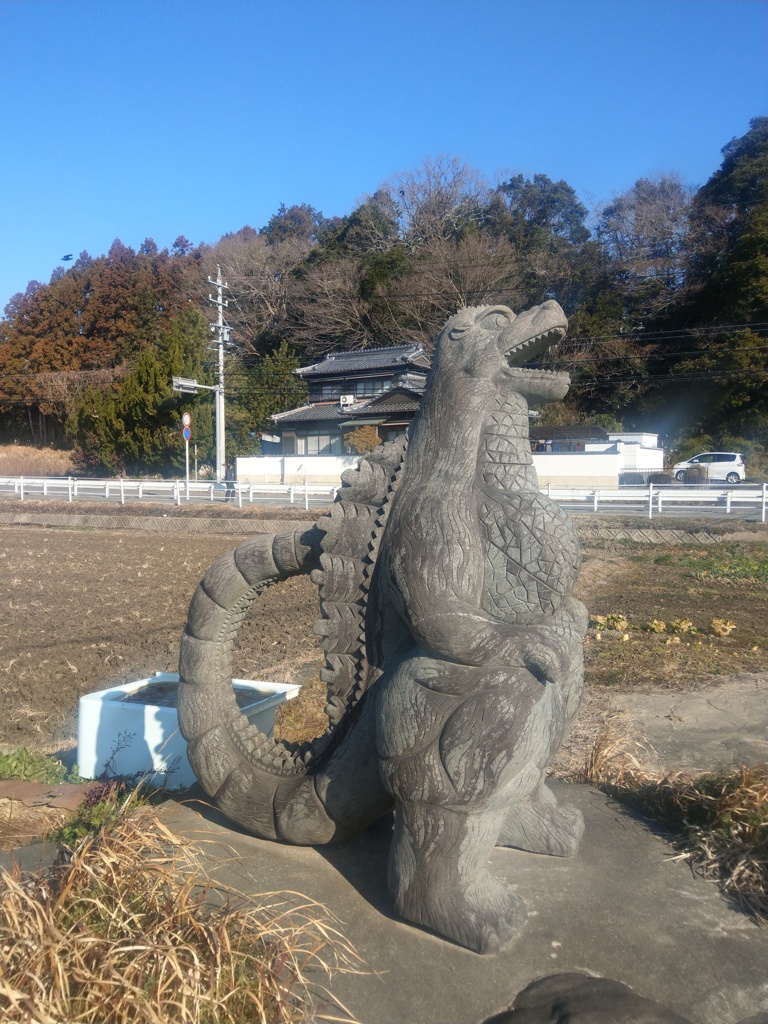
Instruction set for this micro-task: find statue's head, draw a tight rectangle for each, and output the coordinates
[433,300,570,403]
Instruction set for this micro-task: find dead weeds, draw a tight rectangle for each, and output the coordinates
[0,807,362,1024]
[578,729,768,922]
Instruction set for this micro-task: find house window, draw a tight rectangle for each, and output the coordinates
[282,432,297,455]
[354,378,388,397]
[306,433,342,455]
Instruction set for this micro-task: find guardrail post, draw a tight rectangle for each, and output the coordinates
[68,477,73,502]
[105,482,109,499]
[209,484,214,501]
[725,490,732,514]
[762,482,767,524]
[238,483,243,508]
[304,481,309,510]
[592,490,599,513]
[249,485,254,503]
[657,488,663,517]
[120,477,125,505]
[174,481,181,506]
[43,479,48,497]
[648,482,654,520]
[19,476,24,501]
[289,486,295,504]
[185,479,190,502]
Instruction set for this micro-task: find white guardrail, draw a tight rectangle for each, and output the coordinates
[0,477,766,521]
[0,476,339,510]
[541,482,767,522]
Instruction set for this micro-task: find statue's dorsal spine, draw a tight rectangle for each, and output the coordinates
[311,437,407,726]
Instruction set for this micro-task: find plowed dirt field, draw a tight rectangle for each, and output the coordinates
[1,507,767,769]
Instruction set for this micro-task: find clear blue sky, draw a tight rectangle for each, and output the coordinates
[0,0,765,314]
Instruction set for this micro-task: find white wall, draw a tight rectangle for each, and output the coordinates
[620,445,665,472]
[237,455,359,485]
[584,441,665,473]
[239,452,628,487]
[532,453,623,487]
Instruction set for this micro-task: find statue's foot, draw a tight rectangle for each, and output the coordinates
[393,873,526,954]
[497,797,584,857]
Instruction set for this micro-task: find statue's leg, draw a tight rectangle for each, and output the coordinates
[496,763,584,856]
[376,653,545,953]
[497,601,587,856]
[388,796,525,954]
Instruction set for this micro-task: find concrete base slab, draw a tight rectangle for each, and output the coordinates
[160,784,767,1024]
[613,675,767,772]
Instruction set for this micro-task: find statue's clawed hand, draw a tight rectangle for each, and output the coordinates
[494,628,570,685]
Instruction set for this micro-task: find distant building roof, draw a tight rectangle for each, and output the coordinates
[272,402,348,424]
[354,381,426,414]
[295,344,429,378]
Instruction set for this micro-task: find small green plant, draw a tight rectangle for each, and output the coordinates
[711,618,737,636]
[590,613,628,631]
[645,619,667,633]
[48,780,126,848]
[669,618,694,634]
[605,613,629,631]
[0,746,82,784]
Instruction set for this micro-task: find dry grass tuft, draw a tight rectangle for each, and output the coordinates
[579,730,768,922]
[0,808,362,1024]
[274,676,330,745]
[0,445,77,477]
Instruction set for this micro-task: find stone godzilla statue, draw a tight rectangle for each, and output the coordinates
[178,300,588,954]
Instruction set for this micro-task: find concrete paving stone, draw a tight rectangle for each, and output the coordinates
[0,840,60,874]
[158,783,767,1024]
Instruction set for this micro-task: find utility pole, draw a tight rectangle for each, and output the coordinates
[207,265,232,485]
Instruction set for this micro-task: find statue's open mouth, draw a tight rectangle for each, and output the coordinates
[505,326,567,368]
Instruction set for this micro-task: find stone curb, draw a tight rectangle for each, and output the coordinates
[1,511,764,546]
[577,526,725,545]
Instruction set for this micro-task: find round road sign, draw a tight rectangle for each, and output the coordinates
[182,426,192,441]
[181,412,192,427]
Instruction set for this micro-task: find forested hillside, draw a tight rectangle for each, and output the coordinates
[1,117,765,475]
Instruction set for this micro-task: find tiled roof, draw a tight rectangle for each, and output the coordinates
[362,395,421,413]
[295,344,429,377]
[271,403,348,424]
[273,372,428,426]
[390,373,428,393]
[355,382,425,413]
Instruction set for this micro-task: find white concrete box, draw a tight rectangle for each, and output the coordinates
[77,672,301,788]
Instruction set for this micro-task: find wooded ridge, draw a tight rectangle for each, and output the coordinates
[1,118,765,476]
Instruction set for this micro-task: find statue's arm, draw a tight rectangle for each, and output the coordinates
[402,597,571,683]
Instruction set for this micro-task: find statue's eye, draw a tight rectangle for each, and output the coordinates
[448,328,466,340]
[479,310,512,330]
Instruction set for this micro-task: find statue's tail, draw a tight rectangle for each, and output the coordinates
[177,530,390,844]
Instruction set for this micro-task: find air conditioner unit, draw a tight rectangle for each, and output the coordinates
[339,395,356,407]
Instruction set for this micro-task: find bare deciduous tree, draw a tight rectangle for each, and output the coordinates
[380,232,525,347]
[202,235,314,354]
[598,173,693,317]
[385,156,491,249]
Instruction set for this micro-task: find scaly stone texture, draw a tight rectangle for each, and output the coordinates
[178,301,588,953]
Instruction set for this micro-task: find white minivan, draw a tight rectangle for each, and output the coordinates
[672,452,746,484]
